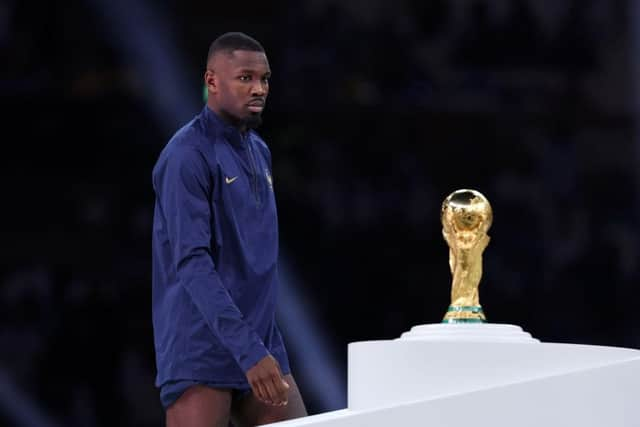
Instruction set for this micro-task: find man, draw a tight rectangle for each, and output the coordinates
[151,32,307,426]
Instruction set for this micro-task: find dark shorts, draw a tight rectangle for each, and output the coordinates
[160,380,252,409]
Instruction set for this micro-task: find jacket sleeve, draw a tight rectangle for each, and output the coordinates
[153,144,269,373]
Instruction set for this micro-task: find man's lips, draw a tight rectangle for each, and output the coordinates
[247,99,265,112]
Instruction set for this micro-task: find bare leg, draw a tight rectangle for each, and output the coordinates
[166,385,232,427]
[231,374,307,426]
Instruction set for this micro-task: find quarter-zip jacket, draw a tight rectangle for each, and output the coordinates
[151,105,289,388]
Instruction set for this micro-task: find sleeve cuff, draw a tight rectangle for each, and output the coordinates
[237,338,270,373]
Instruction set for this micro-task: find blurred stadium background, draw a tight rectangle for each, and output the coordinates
[2,0,640,425]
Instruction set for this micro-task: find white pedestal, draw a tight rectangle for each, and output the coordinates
[264,324,640,426]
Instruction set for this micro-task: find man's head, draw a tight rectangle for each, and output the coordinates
[204,32,270,131]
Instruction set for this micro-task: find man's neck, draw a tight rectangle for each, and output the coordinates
[207,103,247,134]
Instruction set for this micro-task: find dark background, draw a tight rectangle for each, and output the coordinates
[2,0,640,426]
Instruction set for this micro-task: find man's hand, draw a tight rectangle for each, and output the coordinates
[246,354,290,406]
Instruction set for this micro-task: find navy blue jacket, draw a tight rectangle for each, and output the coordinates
[151,105,289,388]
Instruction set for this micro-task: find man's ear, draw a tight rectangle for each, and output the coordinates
[204,69,217,94]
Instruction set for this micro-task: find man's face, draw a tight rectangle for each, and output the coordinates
[206,50,271,129]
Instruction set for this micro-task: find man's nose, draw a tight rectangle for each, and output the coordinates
[251,81,267,96]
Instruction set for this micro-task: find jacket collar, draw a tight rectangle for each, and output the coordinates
[202,105,247,147]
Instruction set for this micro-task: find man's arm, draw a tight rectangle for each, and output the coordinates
[154,145,288,405]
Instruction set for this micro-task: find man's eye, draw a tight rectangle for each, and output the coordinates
[262,77,270,84]
[239,75,251,81]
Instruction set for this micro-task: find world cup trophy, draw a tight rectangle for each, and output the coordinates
[441,189,492,323]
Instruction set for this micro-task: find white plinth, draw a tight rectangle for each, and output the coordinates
[399,323,539,343]
[264,323,640,426]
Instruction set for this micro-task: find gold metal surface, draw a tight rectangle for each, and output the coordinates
[441,189,492,323]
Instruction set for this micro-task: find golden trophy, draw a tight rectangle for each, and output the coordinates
[441,189,492,323]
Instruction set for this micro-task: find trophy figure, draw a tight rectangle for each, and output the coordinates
[441,189,492,323]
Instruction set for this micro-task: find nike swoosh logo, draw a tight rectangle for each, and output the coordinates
[225,176,238,184]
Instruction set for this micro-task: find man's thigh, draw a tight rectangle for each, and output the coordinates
[166,385,232,427]
[231,374,307,427]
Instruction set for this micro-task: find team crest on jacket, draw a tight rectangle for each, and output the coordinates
[265,169,273,191]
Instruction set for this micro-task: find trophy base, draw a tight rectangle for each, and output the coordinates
[442,305,486,323]
[398,323,538,342]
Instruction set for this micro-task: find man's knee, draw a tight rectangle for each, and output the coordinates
[282,374,308,419]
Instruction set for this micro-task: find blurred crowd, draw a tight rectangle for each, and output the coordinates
[1,0,639,426]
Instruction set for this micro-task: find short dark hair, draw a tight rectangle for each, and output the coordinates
[207,32,264,64]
